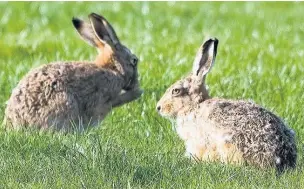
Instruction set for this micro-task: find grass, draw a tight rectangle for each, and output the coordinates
[0,1,304,188]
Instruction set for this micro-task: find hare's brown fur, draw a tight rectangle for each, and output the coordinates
[157,38,297,172]
[5,13,142,131]
[5,62,124,130]
[207,99,296,169]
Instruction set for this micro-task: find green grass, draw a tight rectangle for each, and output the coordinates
[0,2,304,188]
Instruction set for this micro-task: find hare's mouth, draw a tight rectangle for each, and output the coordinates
[156,105,178,119]
[158,111,178,120]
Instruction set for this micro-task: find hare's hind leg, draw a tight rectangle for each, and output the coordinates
[217,142,244,165]
[184,140,220,162]
[42,92,81,131]
[184,139,244,165]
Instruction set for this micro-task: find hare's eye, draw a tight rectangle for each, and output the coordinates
[130,56,138,66]
[172,88,181,96]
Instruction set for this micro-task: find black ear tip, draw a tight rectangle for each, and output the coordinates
[213,38,219,46]
[206,37,218,44]
[203,37,219,49]
[89,12,101,20]
[72,17,82,29]
[212,38,219,51]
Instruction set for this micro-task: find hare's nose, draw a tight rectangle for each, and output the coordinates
[156,105,161,111]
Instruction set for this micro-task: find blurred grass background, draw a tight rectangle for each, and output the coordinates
[0,2,304,188]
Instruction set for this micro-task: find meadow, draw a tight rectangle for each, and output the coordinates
[0,2,304,188]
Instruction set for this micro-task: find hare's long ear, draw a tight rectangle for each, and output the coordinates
[72,17,104,48]
[89,13,120,47]
[192,38,218,84]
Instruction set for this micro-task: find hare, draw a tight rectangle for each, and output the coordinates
[156,38,297,172]
[4,13,142,131]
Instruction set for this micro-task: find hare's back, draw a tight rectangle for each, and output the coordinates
[8,61,106,102]
[9,61,116,99]
[204,99,287,132]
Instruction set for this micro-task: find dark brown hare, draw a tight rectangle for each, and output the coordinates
[5,13,142,131]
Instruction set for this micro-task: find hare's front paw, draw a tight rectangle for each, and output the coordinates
[132,88,143,99]
[112,88,143,107]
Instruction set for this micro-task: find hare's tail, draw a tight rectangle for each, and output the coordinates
[275,133,297,174]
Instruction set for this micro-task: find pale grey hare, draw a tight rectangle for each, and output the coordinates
[157,38,297,172]
[4,13,142,131]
